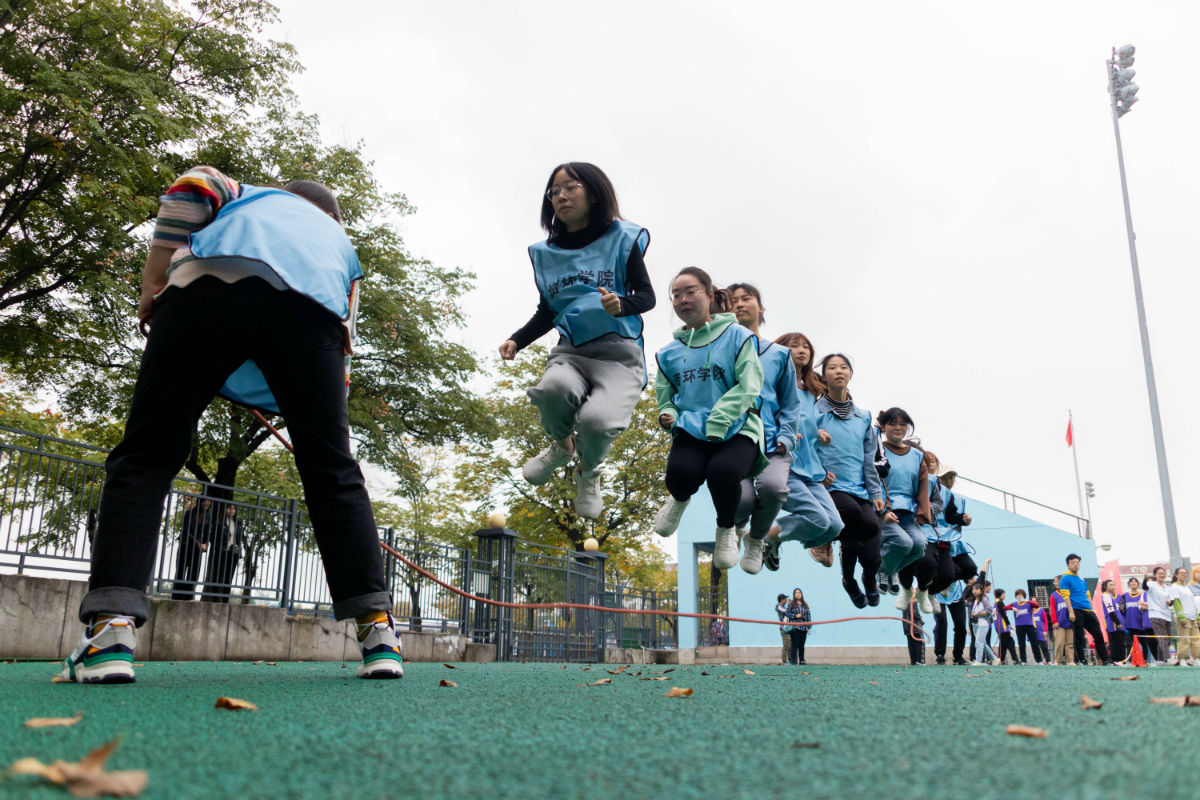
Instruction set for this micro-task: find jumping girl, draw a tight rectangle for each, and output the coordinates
[727,284,800,574]
[933,466,976,586]
[921,450,957,597]
[653,267,765,570]
[500,163,654,519]
[815,354,884,608]
[762,332,843,573]
[875,408,935,613]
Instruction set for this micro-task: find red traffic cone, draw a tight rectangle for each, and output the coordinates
[1130,638,1145,667]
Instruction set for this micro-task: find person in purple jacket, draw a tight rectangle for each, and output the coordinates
[992,589,1019,664]
[1050,575,1074,665]
[1121,576,1155,664]
[1100,579,1127,663]
[1007,589,1043,664]
[1032,604,1051,664]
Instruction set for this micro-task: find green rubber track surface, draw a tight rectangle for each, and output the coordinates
[3,661,1198,799]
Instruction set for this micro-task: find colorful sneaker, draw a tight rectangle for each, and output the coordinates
[763,537,782,572]
[522,441,573,485]
[573,468,603,519]
[740,535,766,575]
[356,613,404,679]
[57,615,137,684]
[713,526,740,570]
[653,497,690,537]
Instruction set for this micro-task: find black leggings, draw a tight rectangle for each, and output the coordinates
[1107,629,1126,663]
[665,431,760,528]
[1073,609,1111,664]
[951,552,978,583]
[830,491,882,592]
[899,542,939,591]
[997,632,1019,664]
[787,629,808,664]
[926,543,957,595]
[1015,624,1042,663]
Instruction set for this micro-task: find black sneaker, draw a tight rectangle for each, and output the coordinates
[843,578,867,609]
[763,537,781,572]
[935,657,947,665]
[952,657,970,666]
[865,590,880,607]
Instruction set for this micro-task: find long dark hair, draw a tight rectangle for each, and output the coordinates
[540,162,621,240]
[774,332,826,398]
[789,588,808,612]
[819,352,854,376]
[672,266,731,314]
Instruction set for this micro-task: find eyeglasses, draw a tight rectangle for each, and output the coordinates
[546,182,584,200]
[670,287,705,302]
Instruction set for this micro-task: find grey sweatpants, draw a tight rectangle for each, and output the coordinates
[526,337,645,471]
[735,451,792,539]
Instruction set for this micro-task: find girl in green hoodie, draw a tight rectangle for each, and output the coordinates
[652,267,766,570]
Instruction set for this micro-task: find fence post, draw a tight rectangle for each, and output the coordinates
[279,498,298,613]
[384,528,396,599]
[475,526,517,661]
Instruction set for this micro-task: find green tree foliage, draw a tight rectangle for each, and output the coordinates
[451,349,674,586]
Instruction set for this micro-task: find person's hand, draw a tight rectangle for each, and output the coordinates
[822,472,835,488]
[498,340,518,360]
[599,287,622,316]
[962,513,973,525]
[1068,612,1075,622]
[658,413,675,431]
[884,511,899,524]
[199,543,208,552]
[817,429,831,445]
[984,557,992,570]
[775,442,787,454]
[872,498,885,513]
[137,282,164,336]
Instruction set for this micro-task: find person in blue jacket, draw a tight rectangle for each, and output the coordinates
[761,332,844,573]
[726,284,801,574]
[500,163,654,519]
[814,354,884,608]
[875,408,935,613]
[58,166,400,684]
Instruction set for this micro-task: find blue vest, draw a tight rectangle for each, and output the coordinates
[936,581,964,604]
[189,184,362,413]
[756,342,797,453]
[1012,600,1035,627]
[528,220,649,348]
[816,404,874,500]
[655,322,757,442]
[1033,608,1047,640]
[882,445,923,513]
[791,389,823,481]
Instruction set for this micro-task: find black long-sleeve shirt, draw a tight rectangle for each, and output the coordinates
[509,222,655,350]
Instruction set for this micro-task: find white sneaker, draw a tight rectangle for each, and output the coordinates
[740,536,766,574]
[573,468,603,518]
[1167,657,1180,666]
[653,496,690,537]
[930,595,943,613]
[894,587,913,611]
[522,441,573,485]
[58,615,137,684]
[713,526,740,569]
[992,658,1002,666]
[916,589,933,614]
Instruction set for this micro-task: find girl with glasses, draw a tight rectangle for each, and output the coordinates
[499,163,654,518]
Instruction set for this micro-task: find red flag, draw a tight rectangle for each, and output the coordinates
[1065,419,1073,447]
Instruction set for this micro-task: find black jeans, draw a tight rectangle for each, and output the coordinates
[170,539,204,600]
[997,632,1019,664]
[665,431,760,528]
[787,629,808,664]
[204,548,239,604]
[902,604,925,664]
[934,599,967,662]
[830,491,882,592]
[1107,629,1126,663]
[80,277,390,625]
[926,543,957,595]
[1015,624,1042,663]
[1072,609,1111,664]
[951,553,978,583]
[898,541,938,591]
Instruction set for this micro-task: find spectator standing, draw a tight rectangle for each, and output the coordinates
[171,496,212,600]
[1007,589,1042,664]
[775,593,789,664]
[1167,567,1198,666]
[1144,567,1173,664]
[1060,553,1112,666]
[1120,576,1154,665]
[204,503,243,603]
[1100,580,1126,663]
[784,588,811,665]
[1050,575,1074,665]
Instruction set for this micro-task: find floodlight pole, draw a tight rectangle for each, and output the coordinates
[1106,47,1183,571]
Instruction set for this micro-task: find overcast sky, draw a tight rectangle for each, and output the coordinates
[269,0,1197,565]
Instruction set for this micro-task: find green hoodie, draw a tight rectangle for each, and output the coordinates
[655,312,768,474]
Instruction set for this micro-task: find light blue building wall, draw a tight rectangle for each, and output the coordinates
[675,486,1097,649]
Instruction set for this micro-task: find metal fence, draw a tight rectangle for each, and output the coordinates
[604,585,678,650]
[509,541,607,663]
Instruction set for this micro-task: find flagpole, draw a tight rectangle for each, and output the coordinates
[1068,410,1089,539]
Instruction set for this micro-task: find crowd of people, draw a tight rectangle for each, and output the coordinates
[170,494,245,603]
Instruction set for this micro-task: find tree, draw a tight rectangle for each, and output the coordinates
[450,349,674,578]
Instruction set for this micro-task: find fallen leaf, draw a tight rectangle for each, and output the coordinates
[561,665,567,669]
[640,676,671,681]
[985,669,992,673]
[607,666,630,675]
[253,661,264,665]
[265,662,278,667]
[4,738,148,797]
[868,681,879,685]
[700,671,710,676]
[132,663,144,668]
[656,668,675,674]
[718,675,734,678]
[666,687,693,698]
[24,712,83,729]
[789,742,819,749]
[582,668,592,671]
[1005,725,1047,738]
[801,671,810,675]
[439,680,457,688]
[744,669,755,675]
[214,697,257,711]
[1149,696,1200,707]
[1081,695,1103,710]
[341,665,346,669]
[587,678,611,686]
[50,675,71,684]
[1114,675,1139,681]
[443,663,457,669]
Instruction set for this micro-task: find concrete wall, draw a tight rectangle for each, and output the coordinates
[676,486,1098,650]
[0,573,489,663]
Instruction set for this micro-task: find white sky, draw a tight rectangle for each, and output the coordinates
[270,0,1198,565]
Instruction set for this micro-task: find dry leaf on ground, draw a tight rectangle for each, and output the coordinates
[252,661,264,665]
[790,742,819,749]
[214,697,257,711]
[666,687,694,698]
[443,664,456,669]
[743,669,755,675]
[1005,725,1047,738]
[1149,696,1200,707]
[49,675,71,684]
[1081,695,1103,710]
[656,668,675,674]
[607,666,630,675]
[869,680,879,685]
[439,680,457,688]
[1114,675,1139,681]
[265,662,278,667]
[700,671,710,676]
[587,678,611,686]
[4,738,148,797]
[24,712,83,729]
[640,676,670,681]
[132,664,144,668]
